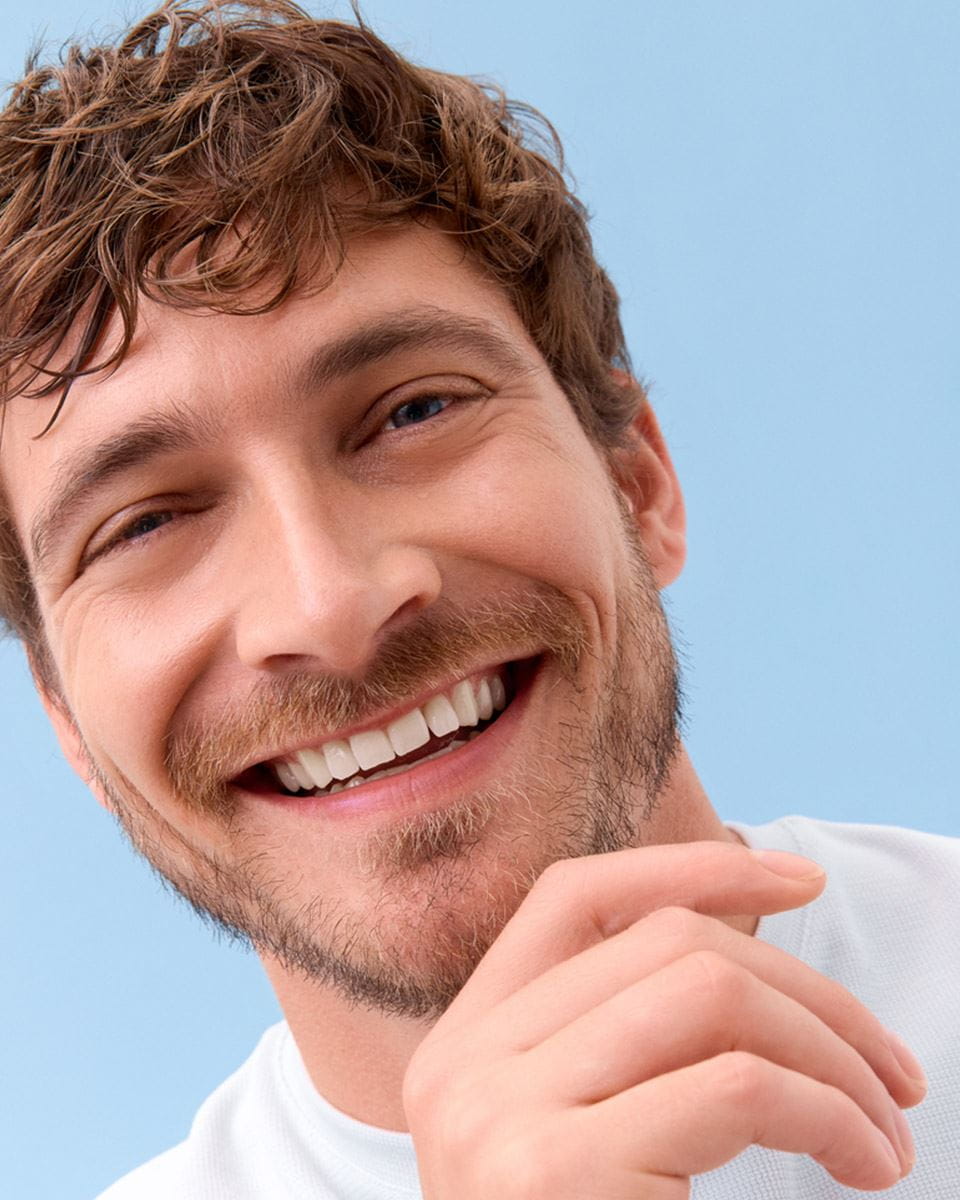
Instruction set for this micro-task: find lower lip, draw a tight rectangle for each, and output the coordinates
[247,658,543,822]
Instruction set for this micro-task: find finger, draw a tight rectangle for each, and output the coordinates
[576,1052,909,1192]
[477,902,921,1108]
[522,951,914,1173]
[478,905,925,1109]
[438,840,825,1028]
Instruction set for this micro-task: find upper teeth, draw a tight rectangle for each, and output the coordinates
[272,670,508,794]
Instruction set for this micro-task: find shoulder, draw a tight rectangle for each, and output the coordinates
[96,1022,291,1200]
[732,814,960,1034]
[95,1144,196,1200]
[733,814,960,911]
[727,817,960,1192]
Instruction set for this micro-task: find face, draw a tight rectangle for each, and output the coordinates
[4,225,682,1018]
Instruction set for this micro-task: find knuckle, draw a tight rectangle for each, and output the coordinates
[414,1077,502,1167]
[803,1084,879,1176]
[645,903,711,949]
[529,858,601,934]
[444,1094,568,1196]
[814,1081,861,1138]
[401,1063,433,1120]
[402,1041,450,1118]
[405,1047,526,1169]
[483,1128,564,1198]
[532,857,578,898]
[708,1050,771,1108]
[816,975,886,1052]
[683,948,751,1008]
[443,1093,495,1160]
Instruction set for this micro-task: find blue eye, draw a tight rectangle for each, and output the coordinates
[384,395,450,430]
[120,511,174,542]
[80,508,178,571]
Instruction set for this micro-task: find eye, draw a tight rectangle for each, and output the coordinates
[119,511,175,543]
[382,393,452,431]
[81,508,177,569]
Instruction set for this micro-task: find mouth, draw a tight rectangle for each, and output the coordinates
[233,658,535,803]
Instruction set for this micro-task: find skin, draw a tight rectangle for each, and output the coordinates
[3,224,926,1194]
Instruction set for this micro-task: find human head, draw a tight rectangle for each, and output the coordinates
[0,1,690,1019]
[0,0,643,684]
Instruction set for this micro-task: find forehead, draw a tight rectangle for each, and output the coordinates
[1,225,540,545]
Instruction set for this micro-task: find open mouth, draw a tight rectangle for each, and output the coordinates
[235,659,533,801]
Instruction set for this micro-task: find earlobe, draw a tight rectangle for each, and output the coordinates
[609,386,687,588]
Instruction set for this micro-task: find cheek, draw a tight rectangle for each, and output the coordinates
[419,425,626,615]
[41,418,628,781]
[47,584,207,788]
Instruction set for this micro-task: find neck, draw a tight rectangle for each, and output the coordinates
[261,745,745,1130]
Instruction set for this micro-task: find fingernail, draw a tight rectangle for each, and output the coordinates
[750,849,825,881]
[887,1029,928,1088]
[892,1104,916,1170]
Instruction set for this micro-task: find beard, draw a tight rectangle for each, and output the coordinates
[91,523,681,1021]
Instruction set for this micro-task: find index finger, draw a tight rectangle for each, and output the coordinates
[440,839,825,1028]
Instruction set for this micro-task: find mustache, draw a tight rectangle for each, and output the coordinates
[165,587,588,819]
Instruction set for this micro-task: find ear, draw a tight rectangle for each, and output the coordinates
[608,378,686,588]
[29,657,116,814]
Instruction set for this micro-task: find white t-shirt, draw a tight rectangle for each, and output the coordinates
[99,817,960,1198]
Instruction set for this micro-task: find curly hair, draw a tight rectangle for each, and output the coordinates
[0,0,642,663]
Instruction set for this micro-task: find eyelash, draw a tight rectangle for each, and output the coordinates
[381,392,454,431]
[83,505,182,567]
[83,387,478,568]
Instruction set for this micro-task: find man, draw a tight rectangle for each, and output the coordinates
[1,1,956,1196]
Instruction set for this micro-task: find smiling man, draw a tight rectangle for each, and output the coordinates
[2,2,958,1198]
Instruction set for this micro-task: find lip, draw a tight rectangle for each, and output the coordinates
[230,654,529,779]
[241,655,544,822]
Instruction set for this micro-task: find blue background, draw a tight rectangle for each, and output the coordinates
[2,2,957,1195]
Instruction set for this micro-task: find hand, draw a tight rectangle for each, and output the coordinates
[403,841,927,1199]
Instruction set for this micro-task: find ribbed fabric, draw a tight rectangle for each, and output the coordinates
[99,817,960,1198]
[693,817,960,1199]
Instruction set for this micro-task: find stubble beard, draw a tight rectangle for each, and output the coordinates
[93,531,681,1021]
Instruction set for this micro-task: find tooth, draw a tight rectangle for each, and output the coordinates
[387,707,431,756]
[450,679,479,726]
[301,723,488,798]
[298,748,333,789]
[423,693,459,737]
[356,729,482,787]
[288,758,315,791]
[349,729,396,771]
[323,739,360,780]
[490,674,506,711]
[476,678,493,721]
[276,760,304,792]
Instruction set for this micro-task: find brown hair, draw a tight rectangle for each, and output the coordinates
[0,0,642,662]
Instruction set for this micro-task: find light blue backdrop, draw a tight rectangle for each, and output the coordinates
[2,2,957,1196]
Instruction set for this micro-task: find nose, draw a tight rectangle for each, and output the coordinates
[231,478,443,677]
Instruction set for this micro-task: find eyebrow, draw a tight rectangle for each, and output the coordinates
[29,406,220,575]
[28,308,535,576]
[297,307,533,394]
